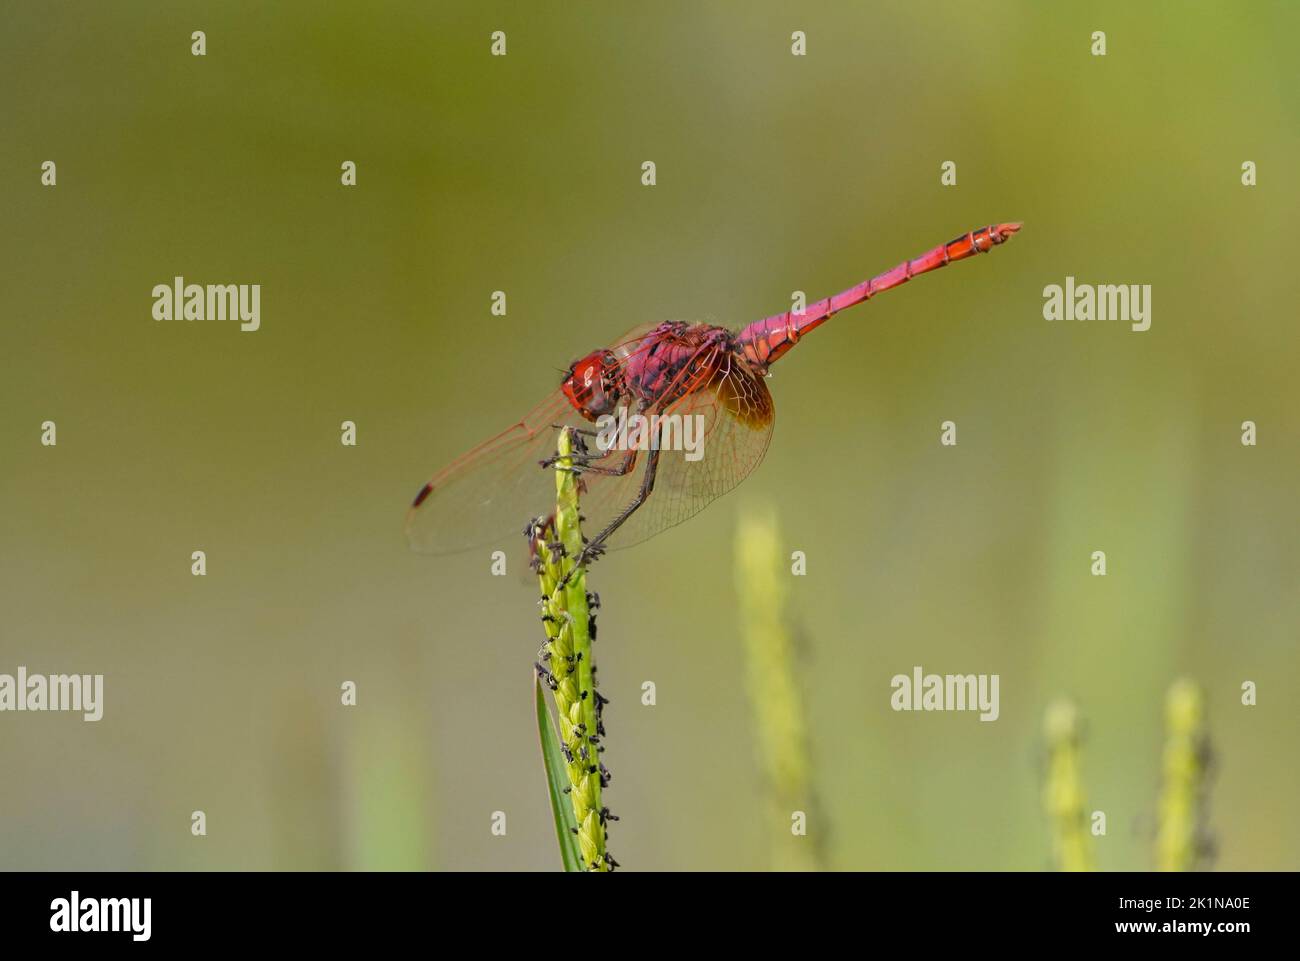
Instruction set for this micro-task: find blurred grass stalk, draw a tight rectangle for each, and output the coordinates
[343,700,435,871]
[533,428,611,871]
[735,505,822,871]
[1042,699,1094,871]
[1155,678,1210,871]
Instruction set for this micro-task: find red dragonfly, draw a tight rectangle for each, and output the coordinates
[407,222,1022,561]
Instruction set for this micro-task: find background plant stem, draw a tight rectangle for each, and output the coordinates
[736,505,822,870]
[1155,679,1210,871]
[1043,699,1094,871]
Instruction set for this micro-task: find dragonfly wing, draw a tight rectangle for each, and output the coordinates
[405,322,679,556]
[404,389,585,554]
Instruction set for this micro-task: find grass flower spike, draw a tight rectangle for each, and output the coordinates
[1042,699,1094,871]
[1155,678,1211,871]
[530,428,612,872]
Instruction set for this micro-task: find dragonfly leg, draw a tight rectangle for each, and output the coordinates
[550,424,603,439]
[558,448,660,587]
[540,448,638,477]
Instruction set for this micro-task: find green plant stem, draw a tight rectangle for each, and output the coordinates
[533,428,609,871]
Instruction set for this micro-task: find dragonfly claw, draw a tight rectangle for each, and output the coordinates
[555,542,606,590]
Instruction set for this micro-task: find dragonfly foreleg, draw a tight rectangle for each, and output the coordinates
[540,448,638,478]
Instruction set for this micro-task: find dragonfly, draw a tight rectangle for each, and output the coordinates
[407,222,1022,563]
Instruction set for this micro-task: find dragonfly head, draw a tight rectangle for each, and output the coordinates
[562,350,621,421]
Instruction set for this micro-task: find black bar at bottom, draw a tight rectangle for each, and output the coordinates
[0,870,1283,946]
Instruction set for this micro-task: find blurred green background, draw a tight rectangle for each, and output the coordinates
[1,1,1296,871]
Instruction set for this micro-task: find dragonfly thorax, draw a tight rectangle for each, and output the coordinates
[561,349,624,421]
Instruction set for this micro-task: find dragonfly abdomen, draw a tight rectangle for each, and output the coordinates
[736,222,1022,369]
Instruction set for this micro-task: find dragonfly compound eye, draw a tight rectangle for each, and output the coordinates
[561,350,619,420]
